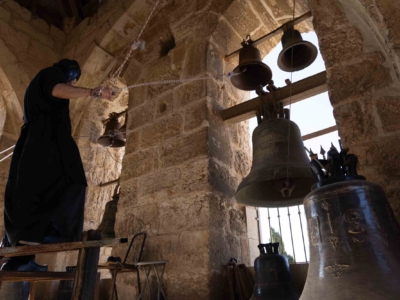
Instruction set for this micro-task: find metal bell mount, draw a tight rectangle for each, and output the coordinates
[277,26,318,72]
[301,144,400,300]
[230,36,273,91]
[251,242,300,300]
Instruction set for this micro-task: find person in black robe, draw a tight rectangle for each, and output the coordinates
[1,59,112,271]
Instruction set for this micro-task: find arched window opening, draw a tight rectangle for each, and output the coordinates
[249,31,339,263]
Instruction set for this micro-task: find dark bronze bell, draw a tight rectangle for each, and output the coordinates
[301,146,400,300]
[231,38,272,91]
[251,242,300,300]
[98,116,126,148]
[97,184,120,239]
[235,118,315,207]
[277,27,318,72]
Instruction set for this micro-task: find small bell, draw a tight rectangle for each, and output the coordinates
[98,113,126,148]
[231,36,273,91]
[251,242,300,300]
[277,27,318,72]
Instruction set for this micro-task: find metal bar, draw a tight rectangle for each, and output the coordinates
[287,207,296,263]
[221,71,327,124]
[267,208,273,243]
[98,178,120,188]
[277,208,283,253]
[225,11,313,61]
[298,206,308,263]
[302,125,338,141]
[102,109,128,123]
[256,208,262,244]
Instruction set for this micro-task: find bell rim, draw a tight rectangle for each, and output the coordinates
[231,62,273,91]
[277,40,318,72]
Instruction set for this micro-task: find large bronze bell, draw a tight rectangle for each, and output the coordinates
[277,27,318,72]
[235,118,315,207]
[98,114,126,148]
[251,242,300,300]
[301,146,400,300]
[231,38,272,91]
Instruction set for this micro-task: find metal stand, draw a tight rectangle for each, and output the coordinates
[137,261,168,300]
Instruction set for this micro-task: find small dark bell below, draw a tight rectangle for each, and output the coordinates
[98,118,126,148]
[231,42,272,91]
[277,28,318,72]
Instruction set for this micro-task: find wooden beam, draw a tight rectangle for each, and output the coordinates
[0,238,128,258]
[225,11,312,61]
[220,71,328,124]
[0,271,76,282]
[302,125,338,141]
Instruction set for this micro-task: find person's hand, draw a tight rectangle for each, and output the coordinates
[90,87,113,100]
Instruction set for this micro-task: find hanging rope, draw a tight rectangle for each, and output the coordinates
[285,0,297,182]
[0,151,13,163]
[0,144,15,155]
[102,0,162,88]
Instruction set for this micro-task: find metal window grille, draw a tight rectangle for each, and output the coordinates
[258,205,310,263]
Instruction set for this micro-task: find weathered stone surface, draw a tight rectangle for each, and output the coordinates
[171,41,186,73]
[211,18,242,56]
[30,17,51,35]
[209,159,239,198]
[352,135,400,187]
[261,0,309,19]
[0,6,11,22]
[115,204,159,236]
[120,148,156,180]
[328,52,392,105]
[161,127,208,167]
[146,56,180,99]
[127,100,155,130]
[234,149,251,177]
[333,99,377,144]
[159,194,210,234]
[4,0,31,21]
[125,130,140,155]
[318,25,364,68]
[98,28,129,56]
[209,121,234,166]
[128,80,147,109]
[181,158,209,193]
[207,42,224,78]
[111,12,140,41]
[119,178,139,207]
[167,269,211,299]
[376,96,400,133]
[0,20,30,53]
[184,99,208,131]
[155,91,174,118]
[141,113,183,148]
[121,59,142,86]
[12,18,55,49]
[137,167,181,205]
[245,206,259,241]
[224,0,261,39]
[174,79,207,107]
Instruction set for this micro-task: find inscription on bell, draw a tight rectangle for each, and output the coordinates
[325,262,350,278]
[309,216,321,246]
[344,209,366,234]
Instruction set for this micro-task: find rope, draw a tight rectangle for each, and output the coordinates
[286,0,296,182]
[103,0,162,88]
[0,151,13,163]
[0,144,15,155]
[115,72,241,92]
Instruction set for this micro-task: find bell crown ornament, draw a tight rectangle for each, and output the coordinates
[98,112,126,148]
[277,27,318,72]
[230,36,273,91]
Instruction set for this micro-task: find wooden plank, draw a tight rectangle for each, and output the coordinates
[0,238,128,258]
[302,125,338,141]
[72,232,88,300]
[225,11,313,61]
[81,231,101,300]
[28,281,36,300]
[0,271,76,282]
[220,71,327,124]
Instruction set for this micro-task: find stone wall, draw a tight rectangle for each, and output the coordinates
[308,0,400,222]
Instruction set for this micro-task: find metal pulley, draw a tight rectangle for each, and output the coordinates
[277,27,318,72]
[235,100,315,207]
[230,36,273,91]
[301,147,400,300]
[251,242,300,300]
[98,113,126,148]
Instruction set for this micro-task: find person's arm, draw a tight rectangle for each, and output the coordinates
[52,84,113,100]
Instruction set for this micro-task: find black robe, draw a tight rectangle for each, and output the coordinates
[4,66,87,246]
